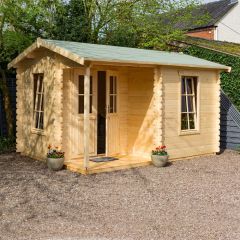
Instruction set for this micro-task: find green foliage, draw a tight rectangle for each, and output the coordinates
[1,30,33,64]
[52,0,207,49]
[184,46,240,110]
[0,136,15,153]
[54,0,91,42]
[0,0,62,67]
[186,37,240,56]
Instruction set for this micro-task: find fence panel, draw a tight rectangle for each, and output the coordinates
[220,90,240,150]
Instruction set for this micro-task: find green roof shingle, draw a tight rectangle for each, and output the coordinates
[44,39,230,71]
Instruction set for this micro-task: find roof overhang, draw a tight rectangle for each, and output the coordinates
[88,58,231,72]
[8,38,85,69]
[8,38,231,73]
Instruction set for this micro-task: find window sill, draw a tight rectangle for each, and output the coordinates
[31,128,45,136]
[179,130,200,136]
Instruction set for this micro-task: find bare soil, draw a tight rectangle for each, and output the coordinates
[0,151,240,240]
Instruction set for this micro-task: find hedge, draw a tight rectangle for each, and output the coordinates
[184,46,240,110]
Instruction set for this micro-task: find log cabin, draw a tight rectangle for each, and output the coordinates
[8,38,231,174]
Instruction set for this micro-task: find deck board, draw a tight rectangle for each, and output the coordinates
[64,155,152,174]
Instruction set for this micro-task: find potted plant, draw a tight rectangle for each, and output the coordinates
[151,145,169,167]
[47,145,65,171]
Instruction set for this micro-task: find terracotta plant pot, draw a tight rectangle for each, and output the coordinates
[151,155,169,167]
[47,157,64,171]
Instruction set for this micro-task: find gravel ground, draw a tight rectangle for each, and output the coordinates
[0,151,240,240]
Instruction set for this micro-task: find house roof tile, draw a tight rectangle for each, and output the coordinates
[177,0,238,30]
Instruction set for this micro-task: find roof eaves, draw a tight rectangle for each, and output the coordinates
[39,39,85,66]
[85,57,231,72]
[8,41,38,69]
[188,25,217,31]
[8,38,85,69]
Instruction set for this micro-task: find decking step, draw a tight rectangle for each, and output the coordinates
[64,158,152,174]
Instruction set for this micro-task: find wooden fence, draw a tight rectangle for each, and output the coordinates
[220,90,240,150]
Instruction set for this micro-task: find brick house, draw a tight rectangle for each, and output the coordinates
[184,0,240,43]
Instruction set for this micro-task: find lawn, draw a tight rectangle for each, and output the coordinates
[0,151,240,240]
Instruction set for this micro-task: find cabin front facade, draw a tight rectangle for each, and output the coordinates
[9,39,230,174]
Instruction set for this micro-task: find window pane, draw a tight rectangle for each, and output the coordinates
[181,113,188,130]
[194,78,197,99]
[186,78,193,94]
[181,78,186,94]
[90,77,93,95]
[181,96,187,112]
[34,77,37,107]
[114,96,117,113]
[189,114,195,129]
[39,112,44,129]
[33,73,44,130]
[79,75,84,94]
[41,95,44,111]
[35,112,39,129]
[188,96,194,112]
[90,96,92,113]
[114,77,117,94]
[79,95,84,114]
[78,76,93,114]
[110,76,114,94]
[36,94,41,111]
[39,77,43,93]
[110,96,114,113]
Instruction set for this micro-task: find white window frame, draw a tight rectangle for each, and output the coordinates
[180,76,199,134]
[32,73,44,132]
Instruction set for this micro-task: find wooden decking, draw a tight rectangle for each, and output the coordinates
[64,155,152,174]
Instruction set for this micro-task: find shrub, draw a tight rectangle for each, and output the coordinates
[184,46,240,111]
[0,136,16,153]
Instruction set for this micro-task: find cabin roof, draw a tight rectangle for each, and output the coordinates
[8,38,231,72]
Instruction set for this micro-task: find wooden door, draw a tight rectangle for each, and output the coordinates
[106,71,120,155]
[71,69,97,158]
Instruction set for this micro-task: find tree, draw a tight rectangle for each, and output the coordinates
[54,0,143,44]
[102,0,209,50]
[54,0,208,50]
[0,0,62,137]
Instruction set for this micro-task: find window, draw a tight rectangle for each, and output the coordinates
[78,75,93,114]
[109,76,117,113]
[181,76,198,131]
[33,74,44,130]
